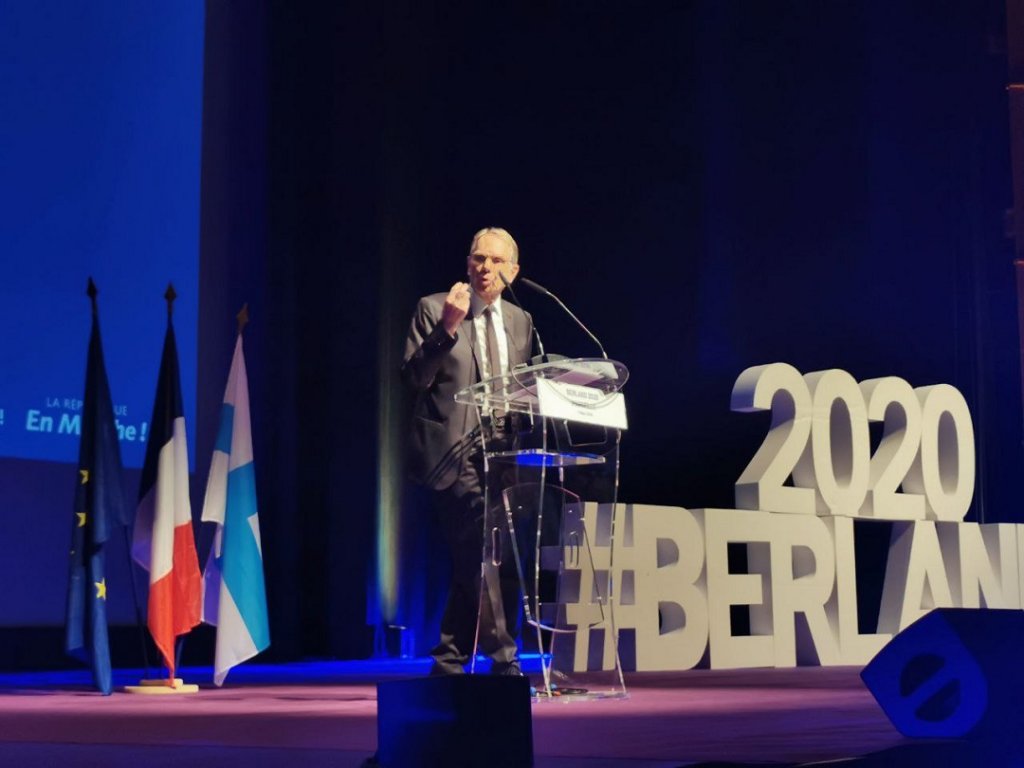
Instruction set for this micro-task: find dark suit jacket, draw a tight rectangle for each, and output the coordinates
[402,292,534,490]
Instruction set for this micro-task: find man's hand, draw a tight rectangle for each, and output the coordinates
[441,282,471,337]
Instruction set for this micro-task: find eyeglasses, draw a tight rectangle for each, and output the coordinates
[470,253,511,267]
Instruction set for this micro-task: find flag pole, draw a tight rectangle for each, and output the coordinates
[187,303,248,680]
[237,303,249,335]
[202,302,270,685]
[124,282,198,694]
[165,285,189,678]
[122,524,153,679]
[100,288,154,678]
[165,282,177,317]
[86,279,153,681]
[66,276,124,695]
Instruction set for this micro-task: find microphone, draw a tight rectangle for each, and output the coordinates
[516,278,608,359]
[499,271,549,363]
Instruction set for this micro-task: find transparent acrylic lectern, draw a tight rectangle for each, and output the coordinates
[454,357,629,700]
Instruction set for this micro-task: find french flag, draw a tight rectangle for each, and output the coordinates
[132,288,202,681]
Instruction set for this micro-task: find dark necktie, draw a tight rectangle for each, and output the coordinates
[484,306,503,379]
[484,306,505,417]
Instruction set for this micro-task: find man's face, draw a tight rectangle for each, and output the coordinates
[467,232,519,303]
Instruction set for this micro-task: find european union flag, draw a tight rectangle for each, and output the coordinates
[65,279,129,695]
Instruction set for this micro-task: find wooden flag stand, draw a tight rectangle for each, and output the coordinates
[123,678,199,695]
[122,635,198,694]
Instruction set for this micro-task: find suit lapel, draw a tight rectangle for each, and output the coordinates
[500,302,522,366]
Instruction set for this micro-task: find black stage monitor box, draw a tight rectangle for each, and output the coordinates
[376,675,534,768]
[861,608,1024,747]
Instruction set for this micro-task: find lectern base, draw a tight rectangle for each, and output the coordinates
[376,675,533,768]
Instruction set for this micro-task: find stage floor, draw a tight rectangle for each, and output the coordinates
[0,659,922,766]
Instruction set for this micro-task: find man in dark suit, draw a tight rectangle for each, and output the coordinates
[402,227,534,676]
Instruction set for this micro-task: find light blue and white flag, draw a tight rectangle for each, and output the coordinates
[201,332,269,685]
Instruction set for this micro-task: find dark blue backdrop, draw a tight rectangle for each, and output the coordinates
[0,2,203,639]
[0,2,203,468]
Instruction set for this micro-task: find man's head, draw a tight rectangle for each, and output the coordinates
[467,227,520,304]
